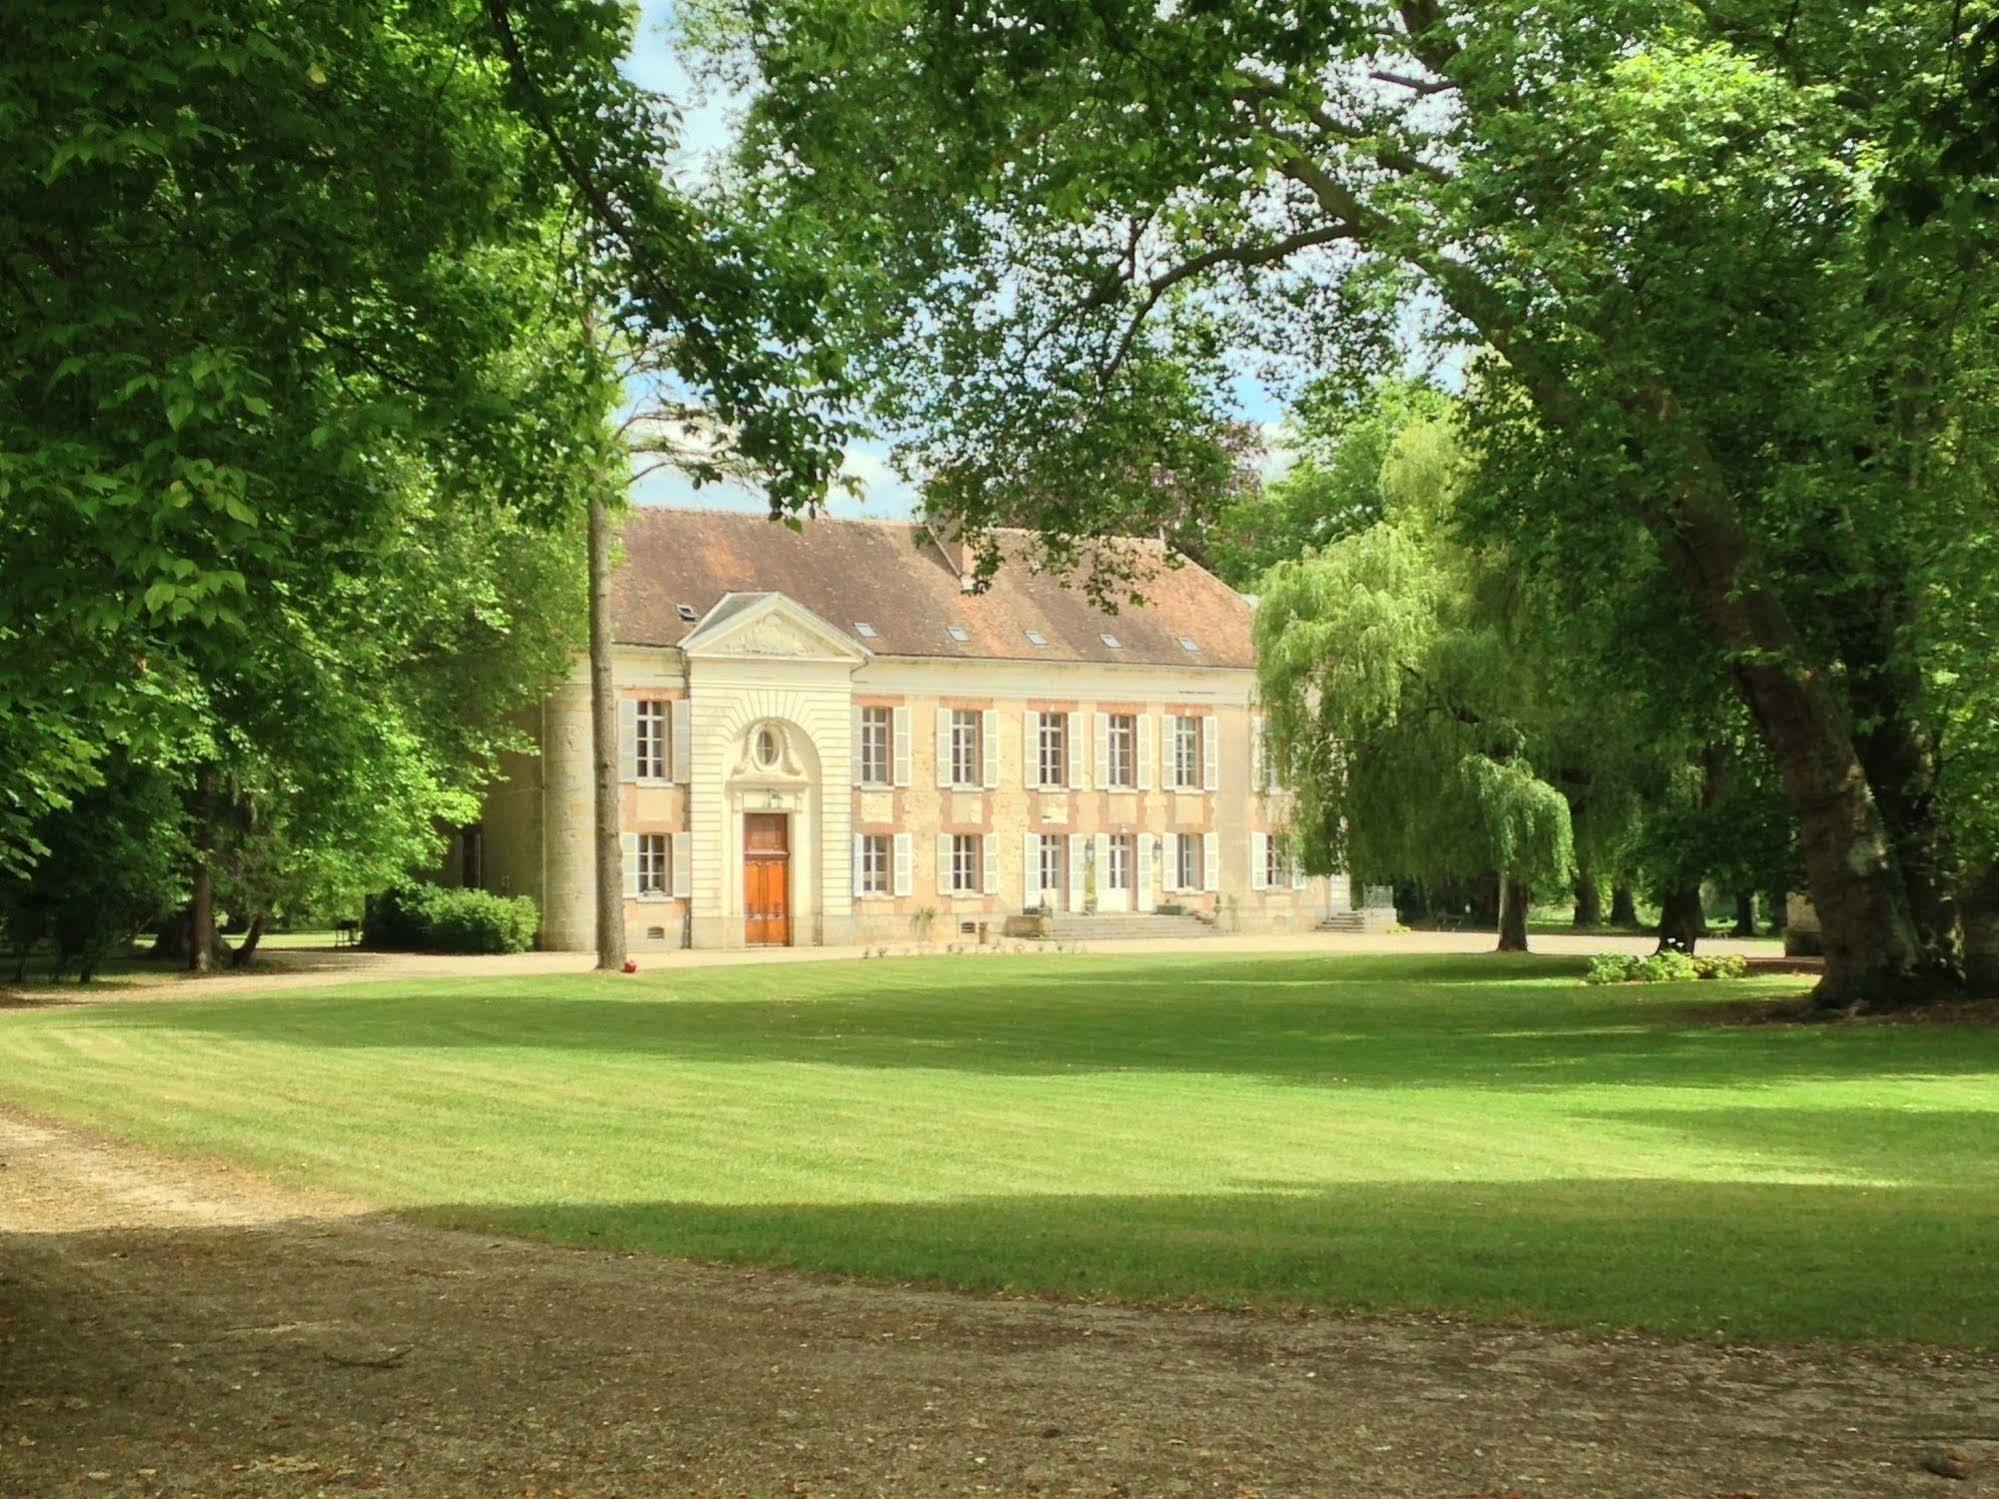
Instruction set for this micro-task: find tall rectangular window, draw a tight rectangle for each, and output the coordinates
[950,833,980,893]
[859,834,891,895]
[1265,835,1293,888]
[1039,836,1065,899]
[950,709,981,787]
[1037,713,1067,787]
[638,833,669,895]
[1176,832,1202,891]
[1105,833,1133,890]
[859,706,892,785]
[1107,713,1136,788]
[635,700,668,779]
[1173,716,1201,789]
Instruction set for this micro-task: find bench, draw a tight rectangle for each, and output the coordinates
[334,920,361,948]
[1433,913,1467,932]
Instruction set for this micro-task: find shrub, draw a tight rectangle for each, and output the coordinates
[364,881,538,954]
[1584,949,1749,986]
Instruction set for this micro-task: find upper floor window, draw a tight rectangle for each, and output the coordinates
[1106,713,1137,789]
[949,709,981,787]
[1037,713,1067,787]
[635,700,669,780]
[1172,715,1202,790]
[859,706,892,786]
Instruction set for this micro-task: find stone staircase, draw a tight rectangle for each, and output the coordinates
[1318,906,1399,934]
[1042,912,1221,942]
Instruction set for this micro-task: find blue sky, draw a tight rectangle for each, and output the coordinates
[619,2,1287,519]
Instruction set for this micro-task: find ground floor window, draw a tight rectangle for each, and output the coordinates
[1039,836,1065,900]
[950,833,980,893]
[1175,833,1202,891]
[638,833,669,895]
[1105,833,1133,891]
[1265,834,1294,889]
[859,834,891,895]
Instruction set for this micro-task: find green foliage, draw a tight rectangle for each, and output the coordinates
[1585,951,1749,986]
[364,881,538,955]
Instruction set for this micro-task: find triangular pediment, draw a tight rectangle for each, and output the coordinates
[678,591,871,664]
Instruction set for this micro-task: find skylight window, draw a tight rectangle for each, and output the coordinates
[676,603,697,622]
[1100,632,1123,650]
[1024,629,1048,646]
[854,621,878,639]
[946,625,970,643]
[1179,636,1200,652]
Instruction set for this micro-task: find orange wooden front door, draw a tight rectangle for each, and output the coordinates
[743,814,791,946]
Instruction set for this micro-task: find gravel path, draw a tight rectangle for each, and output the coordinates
[1,1105,1987,1497]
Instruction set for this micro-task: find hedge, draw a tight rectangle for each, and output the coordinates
[363,881,539,954]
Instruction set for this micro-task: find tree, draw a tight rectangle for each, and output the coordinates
[1255,399,1574,950]
[691,0,1999,1008]
[4,1,857,966]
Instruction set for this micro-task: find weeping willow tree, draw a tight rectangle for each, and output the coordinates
[1255,413,1572,950]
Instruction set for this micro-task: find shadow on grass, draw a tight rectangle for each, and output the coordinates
[406,1175,1999,1349]
[69,951,1997,1091]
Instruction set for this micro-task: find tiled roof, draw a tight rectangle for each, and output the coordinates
[612,508,1254,669]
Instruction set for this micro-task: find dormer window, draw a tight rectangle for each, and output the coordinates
[1100,633,1123,650]
[676,603,697,622]
[946,625,970,643]
[1024,630,1047,647]
[1179,636,1199,653]
[854,621,878,639]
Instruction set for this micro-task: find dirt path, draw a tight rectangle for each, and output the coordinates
[2,1111,1988,1499]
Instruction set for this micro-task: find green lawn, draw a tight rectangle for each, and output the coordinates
[1,952,1993,1347]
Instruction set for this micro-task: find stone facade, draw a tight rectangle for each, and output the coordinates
[472,513,1351,951]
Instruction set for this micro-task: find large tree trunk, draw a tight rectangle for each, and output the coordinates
[588,495,626,972]
[1610,884,1638,927]
[1963,865,1999,995]
[1655,887,1705,954]
[229,912,266,969]
[1635,472,1924,1007]
[1732,890,1756,938]
[188,768,216,974]
[1496,875,1531,952]
[1573,872,1602,928]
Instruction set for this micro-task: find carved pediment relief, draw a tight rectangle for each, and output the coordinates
[679,592,870,665]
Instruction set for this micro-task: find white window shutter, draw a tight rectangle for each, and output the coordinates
[1136,712,1154,791]
[1094,712,1110,788]
[1023,832,1039,906]
[853,833,864,895]
[1136,834,1154,911]
[1292,845,1308,891]
[936,710,952,788]
[620,831,639,898]
[670,699,692,783]
[982,709,999,789]
[893,832,912,897]
[671,833,691,898]
[618,699,638,783]
[1022,710,1038,787]
[1251,716,1266,793]
[1252,831,1269,891]
[937,833,952,894]
[1203,714,1220,792]
[982,832,996,895]
[852,707,865,786]
[1068,711,1086,789]
[892,706,911,787]
[1069,833,1087,913]
[1094,833,1110,896]
[1161,715,1177,788]
[1203,832,1219,893]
